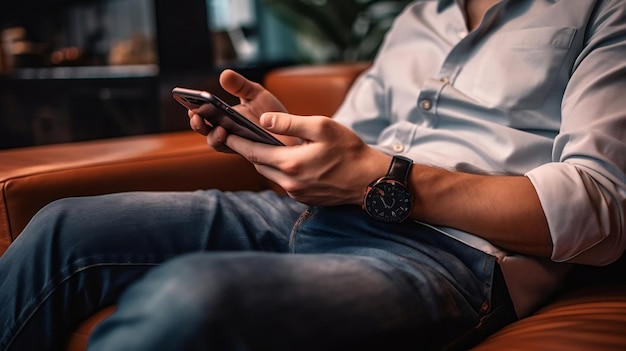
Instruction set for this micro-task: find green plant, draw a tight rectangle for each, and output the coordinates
[263,0,412,62]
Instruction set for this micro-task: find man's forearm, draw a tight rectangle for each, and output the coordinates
[409,164,553,257]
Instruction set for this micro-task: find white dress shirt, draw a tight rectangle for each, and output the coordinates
[334,0,626,316]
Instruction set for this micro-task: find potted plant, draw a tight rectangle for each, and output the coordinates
[262,0,412,62]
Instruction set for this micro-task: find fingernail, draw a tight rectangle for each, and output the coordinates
[262,113,275,129]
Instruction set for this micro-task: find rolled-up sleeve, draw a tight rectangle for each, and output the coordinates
[526,0,626,266]
[527,163,626,265]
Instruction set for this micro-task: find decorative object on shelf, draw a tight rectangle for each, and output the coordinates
[1,26,48,71]
[108,33,157,66]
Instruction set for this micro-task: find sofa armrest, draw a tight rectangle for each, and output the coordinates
[0,131,267,255]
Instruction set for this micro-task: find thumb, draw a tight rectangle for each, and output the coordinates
[260,112,319,141]
[219,69,260,101]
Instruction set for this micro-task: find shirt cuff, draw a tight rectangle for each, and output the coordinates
[526,162,624,265]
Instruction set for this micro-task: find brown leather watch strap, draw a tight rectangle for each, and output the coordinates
[387,155,413,183]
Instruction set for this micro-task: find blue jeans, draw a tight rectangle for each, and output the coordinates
[0,190,516,351]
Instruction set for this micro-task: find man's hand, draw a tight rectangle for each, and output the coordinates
[188,69,297,151]
[225,112,391,207]
[187,69,389,206]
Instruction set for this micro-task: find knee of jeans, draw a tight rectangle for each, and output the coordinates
[119,253,242,324]
[13,197,106,262]
[90,254,257,351]
[13,198,76,249]
[25,197,84,233]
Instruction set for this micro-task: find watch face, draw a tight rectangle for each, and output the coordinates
[364,181,412,223]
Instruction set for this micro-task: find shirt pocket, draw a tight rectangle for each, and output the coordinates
[471,27,576,110]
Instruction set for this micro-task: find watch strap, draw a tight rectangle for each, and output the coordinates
[387,155,413,183]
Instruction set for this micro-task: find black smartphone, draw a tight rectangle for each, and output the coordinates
[172,87,284,146]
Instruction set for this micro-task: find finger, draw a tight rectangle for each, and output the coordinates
[225,132,285,167]
[206,125,228,147]
[189,113,211,135]
[207,126,235,153]
[252,163,293,191]
[260,113,330,141]
[219,69,263,102]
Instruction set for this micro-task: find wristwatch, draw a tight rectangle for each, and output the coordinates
[363,155,414,223]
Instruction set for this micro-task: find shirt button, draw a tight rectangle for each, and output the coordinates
[393,143,404,153]
[440,76,450,84]
[420,99,432,111]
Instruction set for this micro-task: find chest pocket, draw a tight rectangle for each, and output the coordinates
[471,27,576,110]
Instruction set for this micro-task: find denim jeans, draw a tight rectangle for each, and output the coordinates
[0,190,516,351]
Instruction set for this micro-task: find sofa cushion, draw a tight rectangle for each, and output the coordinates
[472,282,626,350]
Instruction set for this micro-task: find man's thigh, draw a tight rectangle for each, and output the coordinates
[0,190,306,351]
[90,202,513,351]
[12,189,305,258]
[90,251,465,351]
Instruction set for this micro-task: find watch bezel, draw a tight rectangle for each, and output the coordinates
[363,178,412,223]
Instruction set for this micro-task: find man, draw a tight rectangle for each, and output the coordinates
[1,0,625,350]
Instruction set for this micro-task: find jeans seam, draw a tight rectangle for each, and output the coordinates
[481,256,496,315]
[2,262,159,351]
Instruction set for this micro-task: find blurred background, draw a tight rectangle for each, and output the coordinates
[0,0,411,149]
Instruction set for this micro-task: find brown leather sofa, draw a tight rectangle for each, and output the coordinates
[1,63,625,351]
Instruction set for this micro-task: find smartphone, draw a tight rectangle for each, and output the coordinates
[172,87,284,146]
